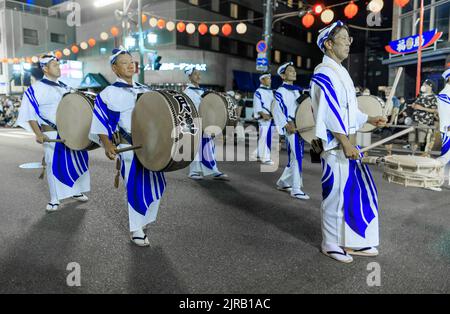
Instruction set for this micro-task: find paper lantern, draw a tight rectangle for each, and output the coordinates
[13,58,19,63]
[111,26,120,37]
[236,23,247,34]
[186,23,196,34]
[63,48,71,56]
[302,13,314,28]
[80,42,88,50]
[166,21,175,32]
[313,4,323,15]
[149,17,158,28]
[31,56,39,63]
[198,23,208,35]
[344,1,358,19]
[222,23,232,36]
[321,9,334,24]
[209,24,219,36]
[368,0,384,13]
[71,45,79,54]
[141,14,148,23]
[26,57,32,63]
[100,32,109,40]
[177,22,186,32]
[54,50,63,59]
[88,38,96,47]
[394,0,409,7]
[157,19,165,29]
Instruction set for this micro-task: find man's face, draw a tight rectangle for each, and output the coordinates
[190,69,201,85]
[282,65,297,82]
[112,54,135,79]
[43,60,61,78]
[261,76,271,86]
[326,28,352,62]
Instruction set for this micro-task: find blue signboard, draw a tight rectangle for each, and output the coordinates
[385,29,442,54]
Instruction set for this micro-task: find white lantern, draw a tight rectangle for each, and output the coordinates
[63,48,71,56]
[166,21,175,32]
[149,17,158,28]
[80,42,88,50]
[209,24,219,36]
[236,23,247,34]
[31,56,39,63]
[100,32,109,40]
[321,9,334,24]
[186,23,196,34]
[368,0,384,13]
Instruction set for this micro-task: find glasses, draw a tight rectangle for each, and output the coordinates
[333,36,353,44]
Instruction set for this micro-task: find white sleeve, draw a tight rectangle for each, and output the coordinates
[272,91,288,134]
[356,108,368,130]
[89,91,115,145]
[253,91,262,119]
[15,86,39,132]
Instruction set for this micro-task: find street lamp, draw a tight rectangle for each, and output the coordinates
[125,36,136,49]
[147,33,157,45]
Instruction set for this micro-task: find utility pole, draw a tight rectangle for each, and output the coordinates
[263,0,274,67]
[137,0,145,84]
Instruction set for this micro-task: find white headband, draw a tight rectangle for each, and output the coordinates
[277,62,293,76]
[259,73,271,81]
[110,46,131,64]
[39,54,58,68]
[442,69,450,81]
[317,20,344,53]
[184,66,195,77]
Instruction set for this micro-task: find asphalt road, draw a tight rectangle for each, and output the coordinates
[0,127,449,293]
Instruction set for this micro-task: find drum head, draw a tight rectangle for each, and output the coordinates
[56,93,95,150]
[295,97,316,144]
[132,91,200,172]
[199,92,228,136]
[384,155,442,169]
[357,95,384,133]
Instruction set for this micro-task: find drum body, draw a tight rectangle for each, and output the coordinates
[131,90,200,172]
[357,95,384,133]
[56,92,99,151]
[295,96,316,144]
[382,155,444,188]
[199,91,238,136]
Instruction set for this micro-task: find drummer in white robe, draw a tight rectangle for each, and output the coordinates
[16,54,90,212]
[310,21,386,263]
[437,68,450,179]
[252,73,275,165]
[183,66,229,181]
[89,47,164,247]
[272,62,309,200]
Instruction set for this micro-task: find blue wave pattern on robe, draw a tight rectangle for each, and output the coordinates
[285,133,304,171]
[126,155,166,215]
[201,136,217,170]
[343,149,378,238]
[441,133,450,156]
[93,94,120,140]
[24,85,89,187]
[321,159,334,200]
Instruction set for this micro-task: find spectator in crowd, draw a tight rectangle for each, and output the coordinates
[0,95,21,127]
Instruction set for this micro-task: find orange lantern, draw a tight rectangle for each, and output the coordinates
[1,58,7,63]
[141,14,148,23]
[54,50,63,59]
[25,57,32,63]
[177,22,186,32]
[394,0,410,7]
[198,23,208,35]
[111,26,120,37]
[13,58,19,64]
[221,23,232,36]
[157,19,166,29]
[302,13,314,28]
[71,45,79,54]
[88,38,96,47]
[344,1,358,19]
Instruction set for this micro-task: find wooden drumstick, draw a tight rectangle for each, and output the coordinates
[359,126,414,154]
[115,145,142,154]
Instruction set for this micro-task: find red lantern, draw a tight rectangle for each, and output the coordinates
[177,22,186,32]
[394,0,410,7]
[198,23,208,35]
[344,1,358,19]
[141,14,148,23]
[221,23,232,36]
[313,4,323,15]
[302,13,314,28]
[71,45,79,54]
[54,50,63,59]
[157,19,166,29]
[88,38,96,47]
[111,26,120,37]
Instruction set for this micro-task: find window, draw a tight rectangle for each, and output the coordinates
[296,56,302,68]
[188,32,199,47]
[307,32,312,43]
[211,36,219,51]
[306,58,311,69]
[229,39,238,54]
[230,3,238,19]
[211,0,220,12]
[50,33,66,44]
[23,28,38,45]
[246,44,254,58]
[274,50,281,63]
[188,0,198,5]
[434,1,449,41]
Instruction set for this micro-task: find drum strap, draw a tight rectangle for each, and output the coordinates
[118,127,133,145]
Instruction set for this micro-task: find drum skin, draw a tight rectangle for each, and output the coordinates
[56,92,99,151]
[295,96,316,144]
[357,95,384,133]
[132,90,200,172]
[199,92,238,136]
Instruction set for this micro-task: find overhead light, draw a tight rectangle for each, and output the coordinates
[147,33,158,45]
[125,36,136,49]
[94,0,121,8]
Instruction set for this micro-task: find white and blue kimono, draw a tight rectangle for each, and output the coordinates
[184,84,223,177]
[272,83,305,194]
[89,78,166,232]
[310,55,379,248]
[437,84,450,168]
[16,76,90,203]
[253,85,274,162]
